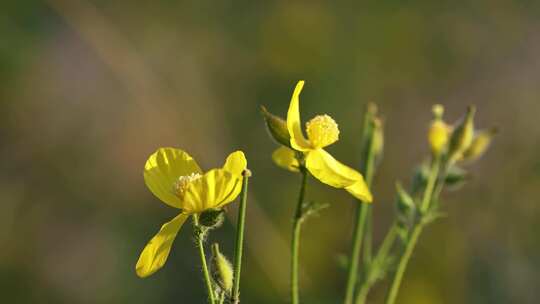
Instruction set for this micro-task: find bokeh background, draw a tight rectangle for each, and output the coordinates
[1,0,539,303]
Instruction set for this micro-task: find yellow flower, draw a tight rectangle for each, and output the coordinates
[136,148,247,278]
[272,81,373,203]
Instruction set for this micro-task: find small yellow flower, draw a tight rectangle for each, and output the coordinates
[136,148,247,278]
[272,81,372,203]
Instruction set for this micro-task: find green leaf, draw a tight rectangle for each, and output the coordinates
[444,165,469,189]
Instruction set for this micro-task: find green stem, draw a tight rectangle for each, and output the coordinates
[291,167,308,304]
[355,224,398,304]
[231,170,250,304]
[384,223,423,304]
[363,207,373,265]
[344,205,370,304]
[344,116,377,304]
[420,156,441,213]
[384,156,441,304]
[194,216,216,304]
[218,292,225,304]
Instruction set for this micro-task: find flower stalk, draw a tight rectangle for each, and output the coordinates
[291,164,309,304]
[231,169,251,304]
[193,215,217,304]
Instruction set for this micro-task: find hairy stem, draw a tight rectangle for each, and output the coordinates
[194,216,216,304]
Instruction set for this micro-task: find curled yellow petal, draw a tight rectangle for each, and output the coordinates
[135,213,189,278]
[183,169,241,212]
[345,179,373,203]
[144,148,203,208]
[223,151,247,176]
[305,149,359,187]
[287,80,312,151]
[272,146,300,172]
[306,149,373,202]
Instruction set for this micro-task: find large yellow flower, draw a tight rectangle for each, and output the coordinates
[272,81,373,203]
[136,148,247,278]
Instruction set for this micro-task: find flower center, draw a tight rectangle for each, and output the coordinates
[305,114,340,148]
[173,172,202,198]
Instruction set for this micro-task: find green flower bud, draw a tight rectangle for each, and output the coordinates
[210,243,234,294]
[371,118,384,163]
[261,106,292,148]
[462,127,498,163]
[448,105,476,164]
[428,104,450,157]
[199,209,225,230]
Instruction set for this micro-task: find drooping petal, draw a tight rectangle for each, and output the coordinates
[287,80,312,151]
[305,149,359,187]
[135,213,189,278]
[183,169,241,212]
[272,146,300,172]
[223,151,247,176]
[345,179,373,203]
[144,148,203,208]
[306,149,373,202]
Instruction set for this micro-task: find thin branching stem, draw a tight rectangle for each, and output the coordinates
[385,155,442,304]
[354,223,399,304]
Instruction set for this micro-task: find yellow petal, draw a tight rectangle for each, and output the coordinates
[306,149,373,202]
[223,151,247,176]
[305,149,359,187]
[136,213,189,278]
[144,148,203,209]
[272,146,300,172]
[183,169,241,212]
[345,179,373,203]
[287,80,312,151]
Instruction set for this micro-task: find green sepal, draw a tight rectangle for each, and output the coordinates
[260,106,292,148]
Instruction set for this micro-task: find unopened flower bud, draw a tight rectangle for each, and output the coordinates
[261,106,291,148]
[462,127,498,162]
[210,243,234,294]
[432,104,444,119]
[199,209,225,230]
[371,118,384,162]
[448,105,476,164]
[428,104,450,157]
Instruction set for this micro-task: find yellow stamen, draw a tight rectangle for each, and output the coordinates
[306,114,340,148]
[173,172,202,198]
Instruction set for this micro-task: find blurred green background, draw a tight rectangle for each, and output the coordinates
[1,0,539,303]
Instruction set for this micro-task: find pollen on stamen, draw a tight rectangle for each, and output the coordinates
[173,172,202,198]
[306,114,340,148]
